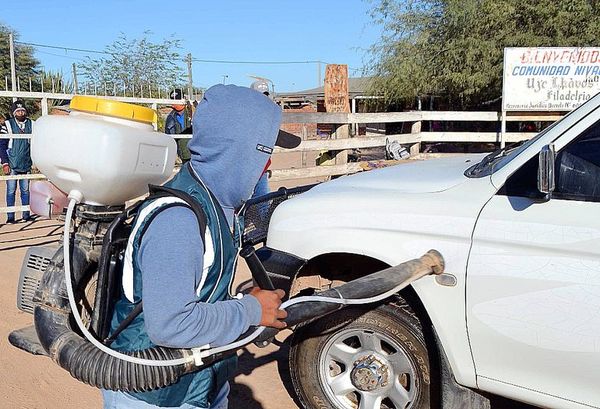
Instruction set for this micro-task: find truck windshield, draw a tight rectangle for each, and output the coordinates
[465,120,559,178]
[465,93,600,178]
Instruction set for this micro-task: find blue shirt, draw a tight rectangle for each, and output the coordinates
[176,112,185,129]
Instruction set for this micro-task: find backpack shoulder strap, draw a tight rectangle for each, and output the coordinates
[146,184,208,246]
[101,185,210,345]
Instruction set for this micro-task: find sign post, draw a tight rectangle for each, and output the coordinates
[324,64,350,165]
[324,64,350,113]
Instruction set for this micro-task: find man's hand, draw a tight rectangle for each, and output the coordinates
[249,288,288,329]
[2,163,9,175]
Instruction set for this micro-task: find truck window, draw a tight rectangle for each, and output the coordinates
[498,119,600,203]
[554,119,600,202]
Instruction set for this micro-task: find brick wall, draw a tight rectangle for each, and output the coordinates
[281,104,317,138]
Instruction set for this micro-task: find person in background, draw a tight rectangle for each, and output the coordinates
[165,88,192,163]
[250,80,275,198]
[0,100,34,224]
[250,80,270,97]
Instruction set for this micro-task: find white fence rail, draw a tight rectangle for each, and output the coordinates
[0,90,182,106]
[273,110,560,180]
[0,108,563,217]
[0,90,187,117]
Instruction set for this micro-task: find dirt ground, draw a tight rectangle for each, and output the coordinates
[0,218,303,409]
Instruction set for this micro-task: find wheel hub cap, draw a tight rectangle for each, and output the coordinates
[350,354,390,392]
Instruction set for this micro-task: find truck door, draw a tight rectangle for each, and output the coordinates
[467,120,600,407]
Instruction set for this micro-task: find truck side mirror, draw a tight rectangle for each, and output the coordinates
[537,143,556,197]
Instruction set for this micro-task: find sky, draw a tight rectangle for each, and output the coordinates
[1,0,382,93]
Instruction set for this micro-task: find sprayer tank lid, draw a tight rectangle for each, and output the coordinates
[70,96,157,125]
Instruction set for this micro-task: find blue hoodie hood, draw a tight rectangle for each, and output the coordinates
[188,84,281,215]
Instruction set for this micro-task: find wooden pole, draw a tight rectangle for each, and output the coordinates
[317,61,322,87]
[351,97,357,136]
[324,64,350,166]
[410,120,422,155]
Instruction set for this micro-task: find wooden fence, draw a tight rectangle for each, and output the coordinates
[0,109,563,216]
[268,110,561,182]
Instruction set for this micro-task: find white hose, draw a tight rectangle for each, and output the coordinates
[63,195,193,367]
[199,269,429,360]
[63,193,429,367]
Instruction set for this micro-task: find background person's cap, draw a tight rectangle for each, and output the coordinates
[11,100,27,115]
[170,88,183,100]
[251,80,270,95]
[276,129,301,149]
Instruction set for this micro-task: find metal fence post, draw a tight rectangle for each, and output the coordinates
[187,53,193,101]
[151,102,158,131]
[41,98,48,116]
[500,110,507,148]
[9,33,17,102]
[72,63,78,94]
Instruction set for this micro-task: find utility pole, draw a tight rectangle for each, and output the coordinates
[186,53,193,101]
[9,33,17,102]
[317,61,322,87]
[72,63,78,94]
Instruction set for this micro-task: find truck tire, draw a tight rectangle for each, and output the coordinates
[289,299,432,409]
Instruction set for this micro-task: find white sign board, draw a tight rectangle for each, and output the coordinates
[503,47,600,111]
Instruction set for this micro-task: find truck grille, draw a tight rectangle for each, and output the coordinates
[242,184,315,246]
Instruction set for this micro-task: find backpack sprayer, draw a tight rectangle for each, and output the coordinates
[9,97,444,392]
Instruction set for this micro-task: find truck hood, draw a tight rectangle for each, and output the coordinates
[308,154,484,196]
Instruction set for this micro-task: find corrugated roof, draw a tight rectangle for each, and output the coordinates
[278,77,374,99]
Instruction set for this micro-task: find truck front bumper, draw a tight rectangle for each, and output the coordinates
[255,246,307,297]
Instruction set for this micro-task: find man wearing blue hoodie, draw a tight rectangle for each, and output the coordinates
[102,85,300,409]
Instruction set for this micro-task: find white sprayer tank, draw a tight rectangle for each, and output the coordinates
[32,96,177,206]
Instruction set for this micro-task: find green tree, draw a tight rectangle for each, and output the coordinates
[367,0,600,109]
[0,22,40,116]
[36,71,72,117]
[38,70,72,94]
[78,32,184,97]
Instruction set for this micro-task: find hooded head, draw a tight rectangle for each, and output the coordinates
[188,84,283,213]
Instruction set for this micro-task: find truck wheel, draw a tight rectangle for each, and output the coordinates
[289,300,432,409]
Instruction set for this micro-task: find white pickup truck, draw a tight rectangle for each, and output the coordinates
[256,93,600,409]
